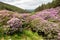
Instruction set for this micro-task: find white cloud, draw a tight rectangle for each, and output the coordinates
[0,0,53,9]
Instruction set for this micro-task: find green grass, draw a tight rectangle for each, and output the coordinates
[0,2,29,13]
[0,30,44,40]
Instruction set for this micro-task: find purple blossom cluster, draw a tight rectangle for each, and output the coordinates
[30,17,60,39]
[1,7,60,39]
[30,7,60,22]
[20,13,31,20]
[7,17,22,34]
[29,7,60,39]
[0,10,31,34]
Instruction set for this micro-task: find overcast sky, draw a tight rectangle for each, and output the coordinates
[0,0,53,9]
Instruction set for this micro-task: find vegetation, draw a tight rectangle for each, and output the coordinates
[0,0,60,40]
[35,0,60,12]
[0,2,29,13]
[0,10,43,40]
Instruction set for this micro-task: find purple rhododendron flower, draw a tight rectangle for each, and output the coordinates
[7,17,22,34]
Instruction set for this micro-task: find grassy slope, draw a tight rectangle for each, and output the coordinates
[0,30,43,40]
[0,2,28,13]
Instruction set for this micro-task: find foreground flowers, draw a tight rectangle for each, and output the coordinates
[28,7,60,40]
[7,17,22,34]
[0,7,60,40]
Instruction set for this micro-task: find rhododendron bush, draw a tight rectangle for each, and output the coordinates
[30,18,60,39]
[28,7,60,40]
[0,7,60,40]
[7,17,22,34]
[0,10,31,35]
[30,7,60,22]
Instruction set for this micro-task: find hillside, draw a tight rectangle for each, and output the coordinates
[0,2,29,13]
[0,0,60,40]
[35,0,60,12]
[0,7,60,40]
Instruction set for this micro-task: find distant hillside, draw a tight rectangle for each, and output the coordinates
[35,0,60,12]
[0,2,29,13]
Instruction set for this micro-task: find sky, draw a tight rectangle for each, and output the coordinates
[0,0,53,9]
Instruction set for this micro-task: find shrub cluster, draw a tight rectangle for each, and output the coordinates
[7,17,22,34]
[28,7,60,40]
[30,18,60,40]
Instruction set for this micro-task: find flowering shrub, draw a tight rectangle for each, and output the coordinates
[30,18,60,39]
[0,7,60,40]
[0,10,31,35]
[29,7,60,22]
[7,17,22,34]
[27,7,60,40]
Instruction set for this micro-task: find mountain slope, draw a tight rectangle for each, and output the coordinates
[0,2,28,13]
[35,0,60,12]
